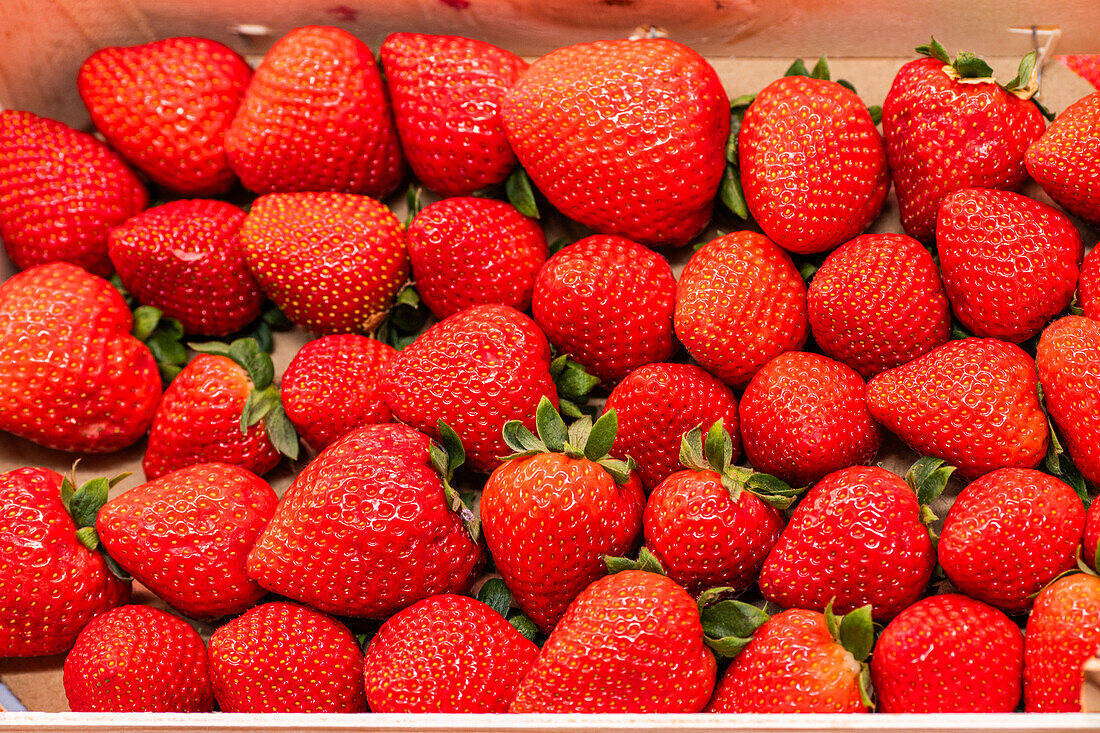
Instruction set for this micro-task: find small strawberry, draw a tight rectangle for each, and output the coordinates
[1058,55,1100,89]
[674,231,808,388]
[532,235,678,384]
[208,601,366,713]
[381,33,527,196]
[63,605,214,712]
[1080,246,1100,321]
[1038,316,1100,489]
[0,110,146,276]
[77,37,252,196]
[1027,91,1100,227]
[870,594,1023,712]
[1024,572,1100,712]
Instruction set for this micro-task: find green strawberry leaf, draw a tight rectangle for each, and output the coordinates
[262,404,300,461]
[436,421,466,477]
[506,167,540,219]
[109,273,133,306]
[784,58,810,77]
[75,526,99,551]
[596,456,637,484]
[548,237,571,256]
[501,420,545,456]
[837,605,875,662]
[836,78,857,93]
[810,56,830,80]
[719,165,749,220]
[566,416,594,456]
[405,185,424,228]
[477,578,513,619]
[916,37,951,64]
[698,592,770,659]
[604,547,665,576]
[866,105,883,126]
[189,341,231,357]
[859,665,876,711]
[374,285,430,351]
[534,396,568,453]
[240,386,280,433]
[229,338,273,390]
[508,614,539,641]
[1004,51,1037,92]
[60,476,75,509]
[1032,98,1056,122]
[952,51,995,80]
[101,551,132,582]
[905,456,956,507]
[703,419,732,473]
[549,355,600,404]
[585,409,617,461]
[69,477,110,529]
[1043,420,1090,507]
[131,305,162,342]
[678,425,710,472]
[261,302,292,329]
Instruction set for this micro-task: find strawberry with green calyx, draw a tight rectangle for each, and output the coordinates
[130,305,188,386]
[1038,316,1100,490]
[548,354,600,419]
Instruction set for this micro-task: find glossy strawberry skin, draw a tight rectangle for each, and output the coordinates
[675,232,808,388]
[501,39,729,248]
[381,33,527,197]
[406,197,547,320]
[78,37,251,196]
[1080,246,1100,321]
[225,26,404,198]
[363,594,538,713]
[740,76,889,254]
[208,601,366,713]
[108,199,263,337]
[247,423,483,618]
[510,570,716,713]
[381,304,558,473]
[532,236,677,384]
[1059,55,1100,89]
[0,110,146,276]
[1024,573,1100,712]
[867,338,1048,479]
[0,468,130,657]
[97,462,277,619]
[64,605,214,712]
[939,468,1085,614]
[937,188,1083,343]
[0,262,161,453]
[1026,91,1100,226]
[604,363,741,492]
[1086,500,1100,572]
[871,594,1023,712]
[1037,316,1100,488]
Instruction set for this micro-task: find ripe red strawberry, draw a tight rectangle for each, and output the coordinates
[532,235,677,384]
[381,304,558,473]
[510,569,716,713]
[1086,500,1100,572]
[871,594,1023,712]
[501,38,729,248]
[406,197,547,320]
[1059,55,1100,89]
[0,110,146,276]
[604,363,741,492]
[247,423,483,618]
[240,192,408,335]
[208,601,366,713]
[0,468,129,657]
[63,605,214,712]
[224,26,403,197]
[77,37,251,196]
[381,33,527,196]
[882,40,1046,242]
[0,262,160,453]
[1027,91,1100,226]
[1024,572,1100,712]
[280,334,395,451]
[938,468,1085,613]
[867,338,1048,479]
[1080,246,1100,321]
[108,199,263,336]
[1037,316,1100,488]
[937,188,1083,342]
[481,399,645,631]
[96,462,277,619]
[739,73,889,254]
[675,231,808,387]
[363,593,538,713]
[739,352,882,487]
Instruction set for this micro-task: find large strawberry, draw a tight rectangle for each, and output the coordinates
[1038,316,1100,489]
[1080,246,1100,321]
[224,25,404,197]
[0,110,146,276]
[1024,572,1100,712]
[1027,91,1100,227]
[501,38,729,248]
[77,37,251,196]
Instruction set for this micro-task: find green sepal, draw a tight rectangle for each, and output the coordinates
[69,477,110,529]
[240,386,280,433]
[374,284,429,351]
[826,600,875,662]
[678,425,710,472]
[1004,51,1037,92]
[501,420,546,457]
[535,396,568,453]
[905,456,956,510]
[810,56,830,80]
[784,58,810,77]
[508,614,539,641]
[505,167,539,219]
[595,457,637,485]
[703,419,732,473]
[1032,98,1056,122]
[75,526,99,551]
[566,416,593,457]
[866,105,883,126]
[585,410,617,462]
[261,302,292,330]
[189,341,231,357]
[228,338,273,390]
[603,547,665,576]
[836,78,857,93]
[719,166,749,220]
[404,185,424,228]
[436,421,466,478]
[548,237,570,256]
[1044,418,1090,507]
[100,552,131,582]
[798,261,820,282]
[916,37,951,64]
[859,665,876,711]
[549,355,600,405]
[133,306,187,385]
[697,589,770,658]
[262,404,300,461]
[1094,542,1100,576]
[109,273,133,306]
[476,578,512,619]
[131,305,162,341]
[60,477,75,508]
[952,51,995,79]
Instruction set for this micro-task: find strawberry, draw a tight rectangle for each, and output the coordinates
[604,363,741,492]
[867,338,1048,479]
[0,110,146,277]
[937,188,1083,343]
[63,605,213,712]
[739,351,882,487]
[1024,572,1100,712]
[808,233,950,378]
[532,235,677,384]
[77,37,251,196]
[870,594,1023,712]
[381,304,558,473]
[501,38,729,248]
[1080,246,1100,321]
[0,262,160,453]
[938,468,1085,613]
[1086,500,1100,572]
[481,398,645,632]
[1027,91,1100,226]
[381,33,527,197]
[247,422,483,618]
[1059,55,1100,89]
[406,197,547,320]
[208,601,366,713]
[674,231,808,388]
[363,593,538,713]
[108,199,263,337]
[280,334,395,451]
[142,338,298,480]
[882,40,1046,242]
[0,468,129,657]
[1037,316,1100,488]
[239,192,408,335]
[96,462,277,619]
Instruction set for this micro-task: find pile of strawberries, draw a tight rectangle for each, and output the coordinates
[1,24,1099,716]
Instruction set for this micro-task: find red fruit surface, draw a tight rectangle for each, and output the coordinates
[1027,91,1100,226]
[1024,573,1100,712]
[1037,316,1100,488]
[1086,500,1100,572]
[1080,246,1100,321]
[1059,55,1100,89]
